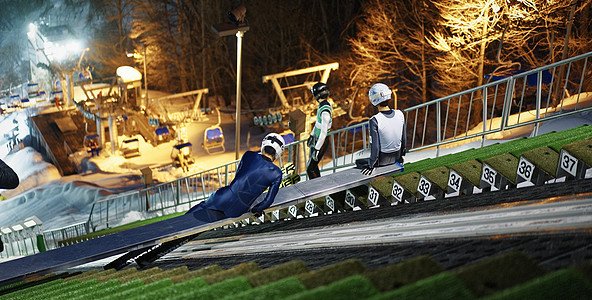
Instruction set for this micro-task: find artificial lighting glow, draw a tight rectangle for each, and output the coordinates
[23,220,37,228]
[44,39,86,62]
[66,40,83,54]
[1,228,11,234]
[28,23,37,33]
[11,224,23,231]
[116,66,142,82]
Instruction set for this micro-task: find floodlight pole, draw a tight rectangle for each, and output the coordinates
[235,30,244,160]
[143,45,148,106]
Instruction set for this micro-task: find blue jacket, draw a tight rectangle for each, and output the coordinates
[188,151,282,218]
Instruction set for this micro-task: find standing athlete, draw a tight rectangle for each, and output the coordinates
[306,82,333,179]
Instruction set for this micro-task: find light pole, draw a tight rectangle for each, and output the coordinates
[212,5,249,160]
[127,47,148,106]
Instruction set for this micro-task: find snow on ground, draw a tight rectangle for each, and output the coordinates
[0,93,591,231]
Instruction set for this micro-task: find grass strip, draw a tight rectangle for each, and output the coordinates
[297,258,367,289]
[456,250,545,297]
[286,274,378,300]
[169,264,223,284]
[365,255,444,292]
[221,276,306,300]
[202,262,259,284]
[369,272,475,300]
[482,268,592,300]
[246,259,309,287]
[175,276,251,300]
[70,279,143,300]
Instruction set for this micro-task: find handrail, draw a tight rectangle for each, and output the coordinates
[40,50,592,250]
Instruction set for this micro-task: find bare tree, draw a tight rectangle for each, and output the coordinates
[347,0,439,106]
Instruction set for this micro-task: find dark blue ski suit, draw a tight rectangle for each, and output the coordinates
[186,151,283,222]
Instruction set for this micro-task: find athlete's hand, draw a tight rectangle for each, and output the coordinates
[311,148,319,161]
[361,167,374,176]
[307,135,315,147]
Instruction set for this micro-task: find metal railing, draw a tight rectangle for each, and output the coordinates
[85,160,240,232]
[39,50,592,250]
[402,50,592,156]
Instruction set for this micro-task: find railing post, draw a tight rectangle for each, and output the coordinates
[436,101,441,157]
[501,77,514,131]
[534,70,542,137]
[481,86,487,148]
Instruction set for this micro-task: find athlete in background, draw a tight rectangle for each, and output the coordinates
[186,133,285,222]
[306,82,333,179]
[356,83,406,175]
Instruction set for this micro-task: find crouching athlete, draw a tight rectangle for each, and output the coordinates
[186,133,285,222]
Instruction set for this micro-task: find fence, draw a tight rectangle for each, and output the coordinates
[30,50,592,253]
[0,217,45,259]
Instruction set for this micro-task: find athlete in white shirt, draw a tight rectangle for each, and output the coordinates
[356,83,406,175]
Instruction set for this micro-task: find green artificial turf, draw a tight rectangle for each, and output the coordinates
[175,276,252,300]
[51,279,119,300]
[368,272,475,300]
[202,262,260,284]
[394,172,421,196]
[221,276,306,300]
[520,146,560,177]
[482,268,592,300]
[482,153,519,184]
[562,138,592,166]
[143,266,189,284]
[245,259,309,287]
[456,250,545,297]
[71,279,143,300]
[286,274,378,300]
[98,278,172,300]
[169,264,223,284]
[369,176,396,202]
[421,166,450,191]
[450,159,483,187]
[297,258,367,289]
[365,255,445,292]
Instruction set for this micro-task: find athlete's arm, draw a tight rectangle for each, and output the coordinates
[252,171,282,213]
[0,159,18,189]
[401,122,407,154]
[314,110,331,150]
[368,117,380,168]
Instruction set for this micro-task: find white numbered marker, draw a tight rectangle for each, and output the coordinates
[481,164,497,187]
[345,190,356,208]
[272,210,280,220]
[325,195,335,211]
[288,205,298,218]
[391,181,404,203]
[517,157,535,182]
[559,150,578,177]
[448,170,462,193]
[305,200,315,215]
[418,176,432,198]
[368,186,380,206]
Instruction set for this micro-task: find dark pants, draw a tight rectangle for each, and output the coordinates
[355,149,403,169]
[186,202,228,223]
[306,138,330,179]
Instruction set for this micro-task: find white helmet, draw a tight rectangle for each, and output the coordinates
[368,83,392,106]
[261,133,285,158]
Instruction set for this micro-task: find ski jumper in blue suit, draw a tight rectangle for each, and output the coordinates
[186,151,283,222]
